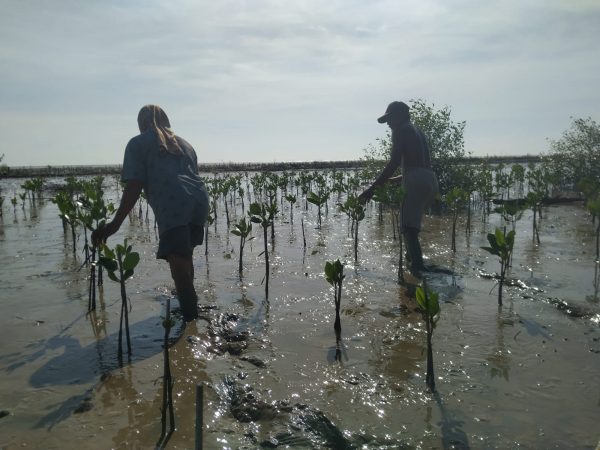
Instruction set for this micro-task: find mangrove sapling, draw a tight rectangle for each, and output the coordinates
[510,164,526,197]
[19,192,26,209]
[98,240,140,361]
[285,193,297,225]
[307,190,329,229]
[584,195,600,260]
[231,217,254,275]
[444,187,468,253]
[476,162,495,221]
[78,184,115,311]
[156,297,176,449]
[325,259,345,334]
[0,196,4,216]
[481,228,515,306]
[52,190,79,254]
[415,282,440,393]
[204,204,215,256]
[339,195,365,263]
[372,183,406,282]
[249,202,274,297]
[266,182,279,242]
[301,216,307,250]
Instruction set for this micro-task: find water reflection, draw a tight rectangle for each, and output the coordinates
[486,307,513,381]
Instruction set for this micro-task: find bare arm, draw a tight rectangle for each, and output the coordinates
[92,180,143,245]
[358,157,401,203]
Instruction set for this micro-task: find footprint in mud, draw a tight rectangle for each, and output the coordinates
[188,312,253,357]
[214,376,406,449]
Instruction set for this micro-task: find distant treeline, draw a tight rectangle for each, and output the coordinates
[0,154,542,178]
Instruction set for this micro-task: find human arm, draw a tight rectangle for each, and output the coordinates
[92,180,143,245]
[358,148,402,203]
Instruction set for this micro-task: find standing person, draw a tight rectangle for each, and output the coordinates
[92,105,209,322]
[358,101,438,275]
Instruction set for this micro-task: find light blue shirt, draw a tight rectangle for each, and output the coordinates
[121,131,209,235]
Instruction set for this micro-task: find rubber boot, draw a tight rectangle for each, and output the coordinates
[403,227,424,274]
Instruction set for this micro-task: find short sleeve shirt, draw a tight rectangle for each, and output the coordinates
[121,131,209,235]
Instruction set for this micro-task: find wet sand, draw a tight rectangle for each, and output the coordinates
[0,177,599,449]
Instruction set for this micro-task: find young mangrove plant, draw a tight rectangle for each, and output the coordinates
[78,183,115,311]
[231,217,254,275]
[52,190,79,254]
[249,202,274,297]
[481,228,515,306]
[204,203,215,257]
[98,240,140,361]
[156,297,176,449]
[307,189,329,229]
[372,183,406,282]
[416,282,440,393]
[339,194,365,263]
[285,193,297,225]
[585,194,600,261]
[444,187,468,253]
[324,259,345,334]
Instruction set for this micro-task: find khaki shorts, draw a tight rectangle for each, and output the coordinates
[157,224,204,260]
[401,167,438,231]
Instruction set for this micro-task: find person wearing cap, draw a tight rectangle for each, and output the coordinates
[358,101,438,275]
[92,105,209,322]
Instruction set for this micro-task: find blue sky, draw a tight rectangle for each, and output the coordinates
[1,0,599,166]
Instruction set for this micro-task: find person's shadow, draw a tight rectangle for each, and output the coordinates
[28,316,182,388]
[3,315,185,430]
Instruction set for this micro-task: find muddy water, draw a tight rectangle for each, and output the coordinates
[0,177,599,449]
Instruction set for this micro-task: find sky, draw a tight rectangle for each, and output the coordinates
[0,0,599,166]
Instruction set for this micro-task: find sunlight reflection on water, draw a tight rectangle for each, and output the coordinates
[0,178,599,448]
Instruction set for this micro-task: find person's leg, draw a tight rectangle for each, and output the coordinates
[403,227,424,274]
[167,253,198,321]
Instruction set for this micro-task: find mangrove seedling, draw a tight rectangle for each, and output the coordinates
[98,240,140,361]
[204,203,215,256]
[77,183,115,311]
[285,193,297,225]
[416,282,440,393]
[481,227,515,306]
[156,297,176,449]
[325,259,345,334]
[444,187,468,253]
[52,190,79,254]
[339,194,365,263]
[372,183,406,282]
[585,195,600,260]
[307,190,329,229]
[231,217,254,275]
[249,202,274,297]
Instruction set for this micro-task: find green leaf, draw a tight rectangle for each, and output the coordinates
[123,269,134,280]
[249,203,262,215]
[98,256,118,272]
[231,229,242,236]
[107,271,120,283]
[123,252,140,271]
[324,261,335,285]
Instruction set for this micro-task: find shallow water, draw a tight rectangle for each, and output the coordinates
[0,177,599,449]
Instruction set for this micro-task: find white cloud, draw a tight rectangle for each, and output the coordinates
[0,0,598,165]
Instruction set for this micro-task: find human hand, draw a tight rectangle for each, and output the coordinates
[91,221,118,247]
[358,187,373,204]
